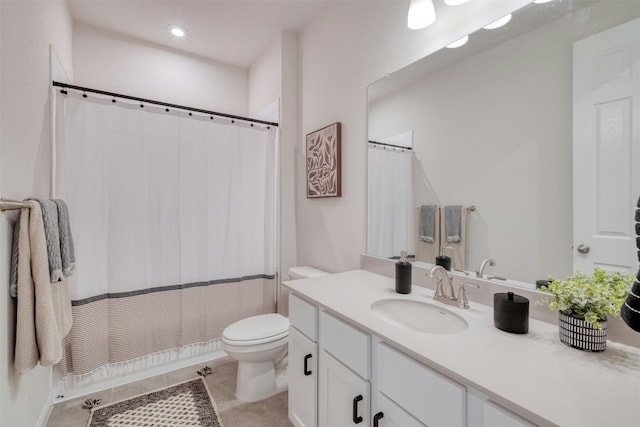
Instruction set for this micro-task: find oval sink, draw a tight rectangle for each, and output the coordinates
[371,298,468,335]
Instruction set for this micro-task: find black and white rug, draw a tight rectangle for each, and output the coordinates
[88,377,224,426]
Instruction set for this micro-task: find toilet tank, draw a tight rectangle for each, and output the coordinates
[287,266,329,280]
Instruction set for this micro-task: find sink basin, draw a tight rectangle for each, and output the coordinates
[371,298,468,334]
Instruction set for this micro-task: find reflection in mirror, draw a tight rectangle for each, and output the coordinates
[367,1,640,289]
[367,132,414,259]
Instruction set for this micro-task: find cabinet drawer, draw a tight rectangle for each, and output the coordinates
[376,342,466,427]
[319,311,370,379]
[290,293,318,341]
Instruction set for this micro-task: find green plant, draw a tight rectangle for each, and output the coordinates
[538,268,633,329]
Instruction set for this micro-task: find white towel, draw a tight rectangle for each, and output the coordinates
[14,201,72,374]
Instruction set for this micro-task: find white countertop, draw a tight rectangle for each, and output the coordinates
[283,269,640,427]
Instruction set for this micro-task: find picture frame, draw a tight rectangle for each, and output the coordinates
[306,122,342,198]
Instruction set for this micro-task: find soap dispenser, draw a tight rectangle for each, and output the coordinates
[436,246,452,271]
[395,251,412,294]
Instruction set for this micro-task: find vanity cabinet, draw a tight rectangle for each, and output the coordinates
[289,294,319,427]
[289,292,522,427]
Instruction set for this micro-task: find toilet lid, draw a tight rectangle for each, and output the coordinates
[223,313,289,342]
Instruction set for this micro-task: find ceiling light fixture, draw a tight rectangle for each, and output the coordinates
[407,0,437,30]
[533,0,554,3]
[483,14,512,30]
[170,26,186,37]
[444,0,470,5]
[446,35,469,48]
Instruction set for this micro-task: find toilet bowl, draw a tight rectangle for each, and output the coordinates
[222,266,329,402]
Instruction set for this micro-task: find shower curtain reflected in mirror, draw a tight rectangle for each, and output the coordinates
[54,92,277,388]
[367,139,414,259]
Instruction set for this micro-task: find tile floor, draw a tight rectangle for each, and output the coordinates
[46,357,293,427]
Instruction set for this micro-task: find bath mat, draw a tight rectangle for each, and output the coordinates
[88,377,224,427]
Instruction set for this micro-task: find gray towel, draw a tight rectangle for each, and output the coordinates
[419,205,437,242]
[28,198,64,282]
[445,205,462,243]
[9,214,21,298]
[53,199,75,278]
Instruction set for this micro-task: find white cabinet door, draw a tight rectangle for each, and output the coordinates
[373,392,426,427]
[318,350,370,427]
[289,326,318,427]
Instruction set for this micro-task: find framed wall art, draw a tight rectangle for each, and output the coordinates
[306,122,342,198]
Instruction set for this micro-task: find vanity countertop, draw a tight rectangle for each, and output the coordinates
[283,269,640,427]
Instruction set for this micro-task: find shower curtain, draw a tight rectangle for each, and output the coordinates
[367,144,414,258]
[54,92,277,386]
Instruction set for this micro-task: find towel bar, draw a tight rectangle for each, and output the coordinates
[0,199,31,211]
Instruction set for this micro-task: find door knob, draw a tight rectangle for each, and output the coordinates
[577,244,590,254]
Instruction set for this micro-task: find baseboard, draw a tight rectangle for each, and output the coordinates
[37,388,55,427]
[54,348,227,403]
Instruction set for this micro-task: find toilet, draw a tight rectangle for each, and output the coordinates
[222,266,329,402]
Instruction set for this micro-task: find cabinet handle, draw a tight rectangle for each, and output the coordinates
[373,412,384,427]
[303,354,312,376]
[352,395,363,424]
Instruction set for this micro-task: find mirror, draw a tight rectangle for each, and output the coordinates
[367,0,640,288]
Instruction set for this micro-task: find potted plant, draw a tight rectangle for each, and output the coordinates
[538,268,633,352]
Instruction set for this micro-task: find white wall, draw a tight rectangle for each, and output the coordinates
[73,23,248,115]
[248,35,281,118]
[248,31,299,314]
[296,0,530,273]
[0,1,74,426]
[369,15,576,284]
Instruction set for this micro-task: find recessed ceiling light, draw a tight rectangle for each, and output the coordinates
[446,35,469,48]
[533,0,554,3]
[407,0,437,30]
[170,26,186,37]
[444,0,470,5]
[483,14,512,30]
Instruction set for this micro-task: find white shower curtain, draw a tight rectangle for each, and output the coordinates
[54,91,277,385]
[367,144,414,258]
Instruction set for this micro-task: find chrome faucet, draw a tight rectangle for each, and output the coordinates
[476,257,496,278]
[428,266,478,309]
[429,265,455,299]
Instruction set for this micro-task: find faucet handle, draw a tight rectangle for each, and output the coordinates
[456,282,479,309]
[434,277,445,298]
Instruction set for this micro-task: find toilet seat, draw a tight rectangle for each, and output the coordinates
[222,313,289,346]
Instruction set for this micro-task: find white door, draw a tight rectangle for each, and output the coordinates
[573,17,640,273]
[289,327,318,427]
[318,350,370,427]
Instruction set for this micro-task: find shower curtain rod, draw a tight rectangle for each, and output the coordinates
[52,81,279,128]
[368,140,412,151]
